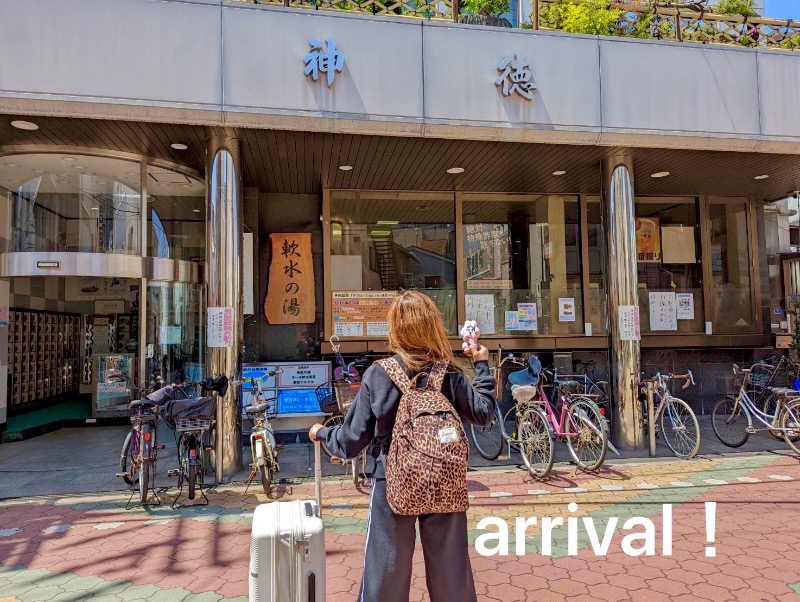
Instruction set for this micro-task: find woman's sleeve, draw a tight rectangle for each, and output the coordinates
[449,360,497,426]
[316,377,376,459]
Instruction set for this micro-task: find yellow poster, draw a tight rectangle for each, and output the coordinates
[635,217,661,263]
[264,233,315,324]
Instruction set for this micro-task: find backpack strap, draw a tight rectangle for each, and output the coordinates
[428,361,448,392]
[377,357,413,395]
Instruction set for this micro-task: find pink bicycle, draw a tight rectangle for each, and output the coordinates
[508,359,609,479]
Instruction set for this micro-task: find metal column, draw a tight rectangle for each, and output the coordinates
[602,153,644,451]
[206,132,244,481]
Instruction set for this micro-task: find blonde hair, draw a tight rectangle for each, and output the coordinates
[387,290,454,373]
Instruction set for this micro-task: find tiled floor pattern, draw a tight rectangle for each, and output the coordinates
[1,453,800,601]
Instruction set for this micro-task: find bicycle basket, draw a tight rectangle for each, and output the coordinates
[175,416,212,432]
[164,396,216,430]
[748,365,773,389]
[558,379,583,396]
[333,381,361,414]
[315,383,338,414]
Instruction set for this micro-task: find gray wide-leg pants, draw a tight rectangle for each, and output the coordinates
[358,478,478,602]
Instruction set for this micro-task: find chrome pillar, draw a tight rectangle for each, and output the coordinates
[206,132,243,481]
[602,154,644,451]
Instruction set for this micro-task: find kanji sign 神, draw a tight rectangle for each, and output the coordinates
[265,233,315,324]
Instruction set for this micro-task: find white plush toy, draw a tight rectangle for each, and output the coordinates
[460,320,481,356]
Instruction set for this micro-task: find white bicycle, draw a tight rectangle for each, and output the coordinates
[244,370,283,495]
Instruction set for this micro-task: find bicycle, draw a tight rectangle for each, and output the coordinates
[117,393,164,504]
[746,358,800,442]
[641,371,701,459]
[244,370,282,495]
[573,359,611,431]
[115,373,163,491]
[315,379,368,485]
[712,364,800,455]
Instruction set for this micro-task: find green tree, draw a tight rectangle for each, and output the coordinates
[540,0,623,36]
[461,0,510,16]
[715,0,757,17]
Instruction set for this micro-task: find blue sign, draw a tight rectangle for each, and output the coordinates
[242,365,278,390]
[278,389,319,414]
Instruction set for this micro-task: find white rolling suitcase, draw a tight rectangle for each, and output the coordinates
[249,443,326,602]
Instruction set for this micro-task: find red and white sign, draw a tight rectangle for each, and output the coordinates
[618,305,641,341]
[207,307,235,348]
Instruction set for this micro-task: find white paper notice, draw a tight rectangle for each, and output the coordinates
[505,311,520,331]
[366,322,389,337]
[618,305,641,341]
[676,293,694,320]
[207,307,234,348]
[465,294,496,334]
[517,303,538,331]
[649,292,678,331]
[335,322,364,337]
[558,298,576,322]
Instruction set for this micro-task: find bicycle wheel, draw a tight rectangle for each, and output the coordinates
[120,429,137,485]
[565,397,608,472]
[518,406,554,479]
[138,459,151,504]
[588,381,609,400]
[320,414,344,459]
[779,400,800,455]
[188,464,197,500]
[659,397,701,459]
[258,440,272,495]
[711,397,750,448]
[503,405,520,452]
[470,405,503,461]
[763,393,800,442]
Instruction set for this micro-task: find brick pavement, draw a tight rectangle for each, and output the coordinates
[1,452,800,601]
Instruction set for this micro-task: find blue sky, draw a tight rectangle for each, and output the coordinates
[765,0,800,19]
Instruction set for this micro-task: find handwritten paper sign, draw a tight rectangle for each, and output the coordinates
[265,233,315,324]
[465,294,496,334]
[332,291,395,337]
[618,305,641,341]
[649,292,677,331]
[207,307,234,347]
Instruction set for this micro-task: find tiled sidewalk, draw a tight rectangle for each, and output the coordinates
[2,452,800,601]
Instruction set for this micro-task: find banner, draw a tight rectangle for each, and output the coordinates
[265,233,315,324]
[635,217,661,263]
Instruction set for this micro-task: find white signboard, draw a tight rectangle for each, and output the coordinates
[649,292,678,331]
[97,381,127,394]
[618,305,641,341]
[366,322,389,337]
[244,232,254,315]
[465,294,496,334]
[278,364,330,388]
[517,303,538,331]
[558,298,576,322]
[207,307,234,348]
[676,293,695,320]
[334,322,363,337]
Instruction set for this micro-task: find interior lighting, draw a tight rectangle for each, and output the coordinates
[192,209,201,213]
[72,165,86,170]
[61,157,77,162]
[447,167,465,174]
[3,163,19,168]
[754,174,769,180]
[552,170,566,176]
[10,120,38,131]
[376,221,399,225]
[170,143,188,151]
[338,165,353,171]
[651,171,670,178]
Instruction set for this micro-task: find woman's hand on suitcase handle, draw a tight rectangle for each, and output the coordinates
[309,423,324,442]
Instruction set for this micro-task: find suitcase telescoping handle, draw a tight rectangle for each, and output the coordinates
[314,440,322,515]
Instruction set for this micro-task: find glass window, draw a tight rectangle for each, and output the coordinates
[147,165,205,263]
[586,199,607,335]
[330,191,456,335]
[462,194,582,335]
[145,281,205,385]
[708,199,754,332]
[636,198,703,333]
[2,154,141,255]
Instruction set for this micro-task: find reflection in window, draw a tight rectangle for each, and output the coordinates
[147,166,205,262]
[635,198,703,333]
[2,154,141,255]
[330,192,456,334]
[586,200,607,335]
[463,194,582,335]
[709,200,754,332]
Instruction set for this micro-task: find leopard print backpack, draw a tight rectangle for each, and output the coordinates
[377,357,469,516]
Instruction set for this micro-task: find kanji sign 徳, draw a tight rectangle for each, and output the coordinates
[265,233,315,324]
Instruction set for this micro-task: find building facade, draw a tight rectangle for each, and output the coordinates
[1,0,799,474]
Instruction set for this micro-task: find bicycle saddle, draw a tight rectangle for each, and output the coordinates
[130,398,158,410]
[245,401,273,415]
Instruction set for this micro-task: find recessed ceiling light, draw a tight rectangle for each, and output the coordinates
[192,209,201,213]
[552,170,566,176]
[61,156,76,162]
[754,174,769,180]
[4,163,19,168]
[72,165,86,170]
[651,171,670,178]
[84,172,95,176]
[90,206,99,210]
[447,167,465,174]
[416,205,429,211]
[32,169,45,173]
[338,165,353,171]
[10,120,38,131]
[170,143,188,151]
